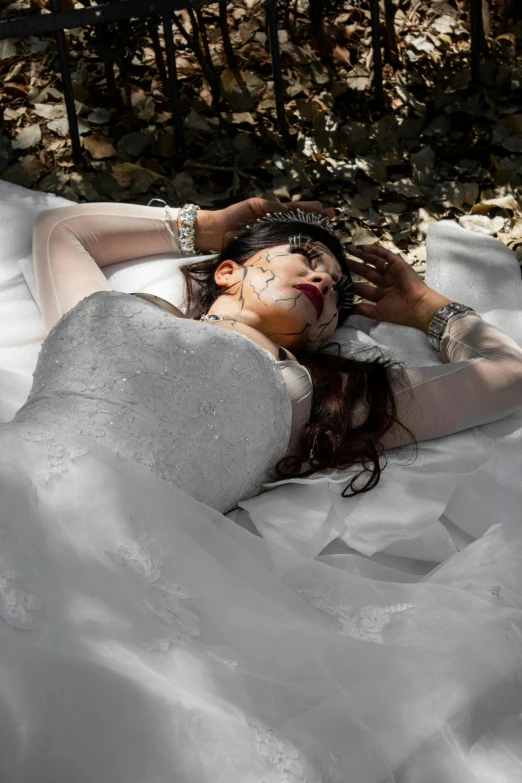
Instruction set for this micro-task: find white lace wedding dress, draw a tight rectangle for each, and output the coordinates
[1,289,522,783]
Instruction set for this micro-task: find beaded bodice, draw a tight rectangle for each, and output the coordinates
[14,291,292,513]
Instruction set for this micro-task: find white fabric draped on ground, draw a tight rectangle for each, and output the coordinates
[2,180,522,565]
[1,407,522,783]
[0,181,522,781]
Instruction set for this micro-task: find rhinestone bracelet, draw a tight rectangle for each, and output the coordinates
[427,301,478,352]
[178,203,200,256]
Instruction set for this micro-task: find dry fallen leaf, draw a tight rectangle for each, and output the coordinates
[459,214,506,235]
[0,39,17,59]
[509,218,522,240]
[183,108,212,132]
[117,132,154,158]
[0,0,519,267]
[87,108,113,125]
[3,106,26,122]
[1,154,46,187]
[470,195,520,215]
[12,124,42,150]
[350,228,379,246]
[83,135,117,160]
[48,118,69,137]
[112,162,164,189]
[345,66,370,91]
[33,103,67,120]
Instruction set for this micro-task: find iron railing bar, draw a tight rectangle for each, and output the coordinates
[79,0,119,107]
[265,0,289,144]
[0,0,211,39]
[0,0,301,156]
[148,17,169,96]
[49,0,84,166]
[369,0,384,112]
[161,12,186,158]
[470,0,483,85]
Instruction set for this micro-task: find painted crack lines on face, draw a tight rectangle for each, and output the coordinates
[247,265,282,306]
[220,264,250,316]
[265,248,291,265]
[306,312,338,345]
[267,321,313,341]
[274,293,302,311]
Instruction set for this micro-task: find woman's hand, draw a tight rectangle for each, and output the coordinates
[194,198,336,253]
[346,245,451,333]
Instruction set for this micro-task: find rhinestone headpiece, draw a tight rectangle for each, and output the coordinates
[235,208,336,238]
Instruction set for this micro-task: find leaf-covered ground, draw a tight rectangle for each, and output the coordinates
[0,0,521,273]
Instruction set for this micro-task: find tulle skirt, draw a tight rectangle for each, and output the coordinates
[1,420,522,783]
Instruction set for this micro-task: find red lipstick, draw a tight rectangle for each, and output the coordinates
[294,285,324,318]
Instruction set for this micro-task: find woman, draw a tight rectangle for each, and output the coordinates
[1,198,522,782]
[31,198,522,499]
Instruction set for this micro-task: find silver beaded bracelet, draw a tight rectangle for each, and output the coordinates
[178,203,200,256]
[428,302,478,352]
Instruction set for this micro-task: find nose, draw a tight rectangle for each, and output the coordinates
[308,270,335,297]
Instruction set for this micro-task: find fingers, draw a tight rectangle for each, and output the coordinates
[344,255,383,285]
[352,244,401,262]
[352,282,379,302]
[346,244,402,271]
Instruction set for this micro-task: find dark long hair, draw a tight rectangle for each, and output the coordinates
[180,218,417,497]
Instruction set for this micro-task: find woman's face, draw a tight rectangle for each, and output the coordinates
[209,236,345,353]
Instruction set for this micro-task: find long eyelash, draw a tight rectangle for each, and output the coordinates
[333,275,354,309]
[288,234,323,264]
[289,234,354,310]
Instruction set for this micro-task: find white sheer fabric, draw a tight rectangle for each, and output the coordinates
[245,311,522,560]
[1,285,522,781]
[0,181,521,562]
[27,200,522,565]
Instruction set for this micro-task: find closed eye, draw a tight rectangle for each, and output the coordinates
[288,237,346,307]
[289,245,322,267]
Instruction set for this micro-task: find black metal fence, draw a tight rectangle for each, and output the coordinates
[0,0,487,167]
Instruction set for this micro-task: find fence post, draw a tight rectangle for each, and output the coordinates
[49,0,83,165]
[470,0,483,86]
[161,13,186,159]
[265,0,290,144]
[369,0,384,113]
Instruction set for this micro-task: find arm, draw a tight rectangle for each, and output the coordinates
[379,314,522,448]
[33,202,182,332]
[345,244,522,446]
[33,198,338,333]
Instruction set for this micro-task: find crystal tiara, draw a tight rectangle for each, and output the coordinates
[235,208,336,238]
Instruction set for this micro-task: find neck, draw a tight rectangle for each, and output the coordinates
[206,298,259,329]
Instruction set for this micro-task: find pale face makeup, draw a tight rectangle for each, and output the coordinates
[207,236,348,354]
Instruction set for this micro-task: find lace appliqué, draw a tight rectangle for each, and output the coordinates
[106,522,238,669]
[0,570,41,630]
[18,425,88,483]
[193,713,351,782]
[247,721,351,782]
[296,587,412,644]
[15,291,291,514]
